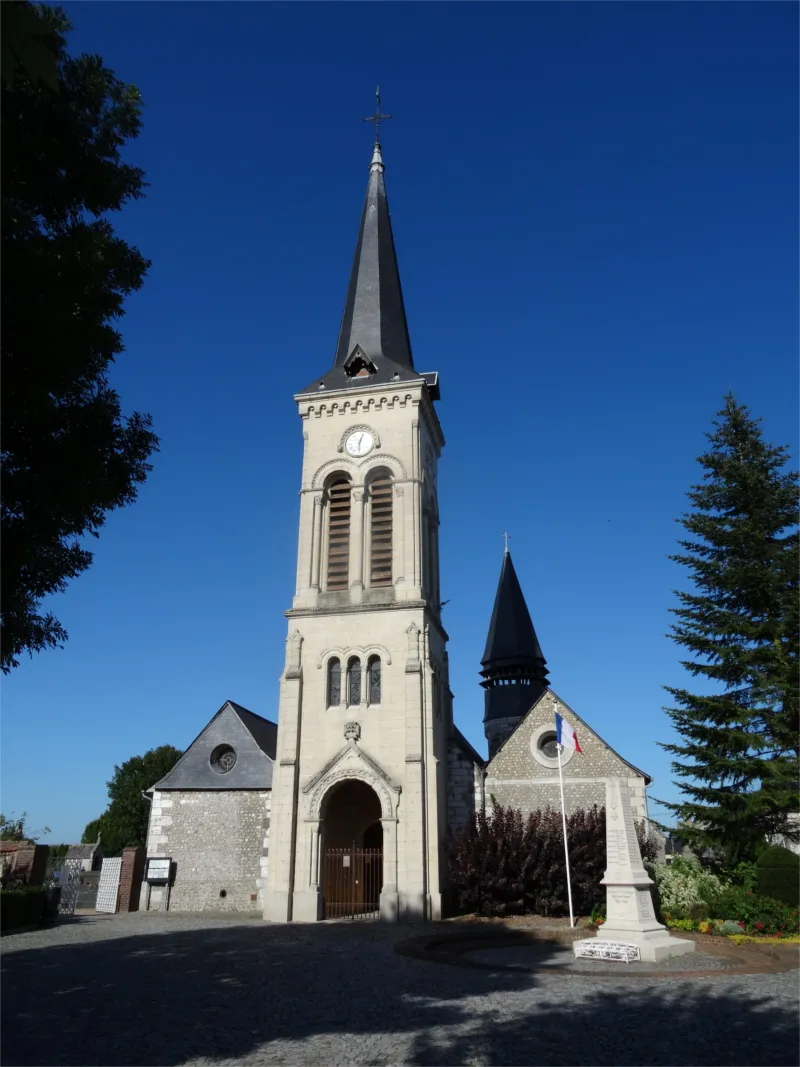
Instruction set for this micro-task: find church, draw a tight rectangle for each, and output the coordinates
[139,133,651,920]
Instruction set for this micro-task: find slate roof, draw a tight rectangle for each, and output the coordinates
[151,701,277,791]
[227,701,278,760]
[299,142,439,402]
[451,725,486,769]
[333,141,413,371]
[66,842,100,861]
[480,551,549,721]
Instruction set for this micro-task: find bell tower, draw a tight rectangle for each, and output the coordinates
[264,132,451,923]
[481,548,549,758]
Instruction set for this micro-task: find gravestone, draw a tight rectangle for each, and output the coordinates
[575,779,695,963]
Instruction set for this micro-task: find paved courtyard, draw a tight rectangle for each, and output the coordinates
[2,913,798,1066]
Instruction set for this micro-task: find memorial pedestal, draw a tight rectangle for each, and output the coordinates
[598,779,695,963]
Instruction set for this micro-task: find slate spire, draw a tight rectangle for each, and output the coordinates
[332,140,415,370]
[481,549,550,757]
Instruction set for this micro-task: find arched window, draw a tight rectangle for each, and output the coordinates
[346,656,361,705]
[327,657,341,707]
[367,655,381,705]
[369,474,393,586]
[326,478,352,590]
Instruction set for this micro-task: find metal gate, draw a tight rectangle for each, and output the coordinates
[322,844,382,920]
[96,857,122,913]
[57,858,84,916]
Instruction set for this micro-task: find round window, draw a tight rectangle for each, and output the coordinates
[210,744,237,774]
[538,732,559,759]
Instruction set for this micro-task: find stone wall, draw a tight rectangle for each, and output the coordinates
[446,739,484,834]
[141,789,271,913]
[485,690,650,822]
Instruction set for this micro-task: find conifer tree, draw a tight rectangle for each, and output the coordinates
[659,395,799,862]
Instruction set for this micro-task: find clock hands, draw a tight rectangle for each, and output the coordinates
[345,430,373,456]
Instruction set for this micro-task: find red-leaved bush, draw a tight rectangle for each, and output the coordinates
[447,803,657,918]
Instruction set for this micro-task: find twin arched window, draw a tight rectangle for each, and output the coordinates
[324,472,393,591]
[327,654,382,707]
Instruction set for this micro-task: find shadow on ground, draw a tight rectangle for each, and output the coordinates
[1,917,797,1066]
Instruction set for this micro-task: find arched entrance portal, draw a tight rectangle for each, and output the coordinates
[321,779,384,919]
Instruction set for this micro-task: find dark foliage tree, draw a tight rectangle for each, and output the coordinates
[1,0,59,89]
[1,2,158,672]
[658,395,799,863]
[447,803,657,918]
[82,746,182,856]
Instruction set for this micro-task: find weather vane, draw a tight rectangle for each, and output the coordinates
[363,86,392,143]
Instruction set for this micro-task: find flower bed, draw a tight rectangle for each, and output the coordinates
[661,897,799,939]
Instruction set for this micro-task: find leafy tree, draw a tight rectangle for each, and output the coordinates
[1,1,59,89]
[0,811,51,841]
[82,746,182,855]
[81,817,105,846]
[659,395,799,863]
[1,3,158,673]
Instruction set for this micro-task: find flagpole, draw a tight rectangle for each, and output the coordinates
[557,742,575,929]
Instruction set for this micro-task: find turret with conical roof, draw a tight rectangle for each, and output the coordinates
[481,548,549,758]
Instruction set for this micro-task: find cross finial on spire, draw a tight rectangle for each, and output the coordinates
[363,86,392,143]
[503,532,510,554]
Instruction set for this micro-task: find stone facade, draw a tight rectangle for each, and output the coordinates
[141,789,271,913]
[484,689,650,823]
[265,375,452,924]
[446,735,485,834]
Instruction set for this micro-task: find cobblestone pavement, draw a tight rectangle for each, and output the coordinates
[2,913,798,1066]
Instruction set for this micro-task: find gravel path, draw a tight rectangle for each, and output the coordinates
[2,913,798,1066]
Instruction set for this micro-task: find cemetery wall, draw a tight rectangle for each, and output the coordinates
[141,789,271,912]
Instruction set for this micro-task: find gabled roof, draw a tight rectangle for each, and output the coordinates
[451,725,486,769]
[152,700,277,791]
[227,701,278,760]
[66,842,100,861]
[488,687,652,785]
[481,550,548,676]
[299,141,439,401]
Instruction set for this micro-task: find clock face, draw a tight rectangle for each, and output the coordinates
[345,430,374,457]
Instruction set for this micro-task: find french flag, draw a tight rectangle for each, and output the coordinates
[555,712,582,753]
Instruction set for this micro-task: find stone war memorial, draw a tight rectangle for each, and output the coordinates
[574,779,695,963]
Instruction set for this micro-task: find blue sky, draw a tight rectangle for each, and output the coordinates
[3,2,797,843]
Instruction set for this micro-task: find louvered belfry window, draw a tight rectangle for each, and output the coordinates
[369,475,393,586]
[326,479,352,590]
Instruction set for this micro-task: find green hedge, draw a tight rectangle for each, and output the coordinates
[1,888,46,933]
[756,846,800,907]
